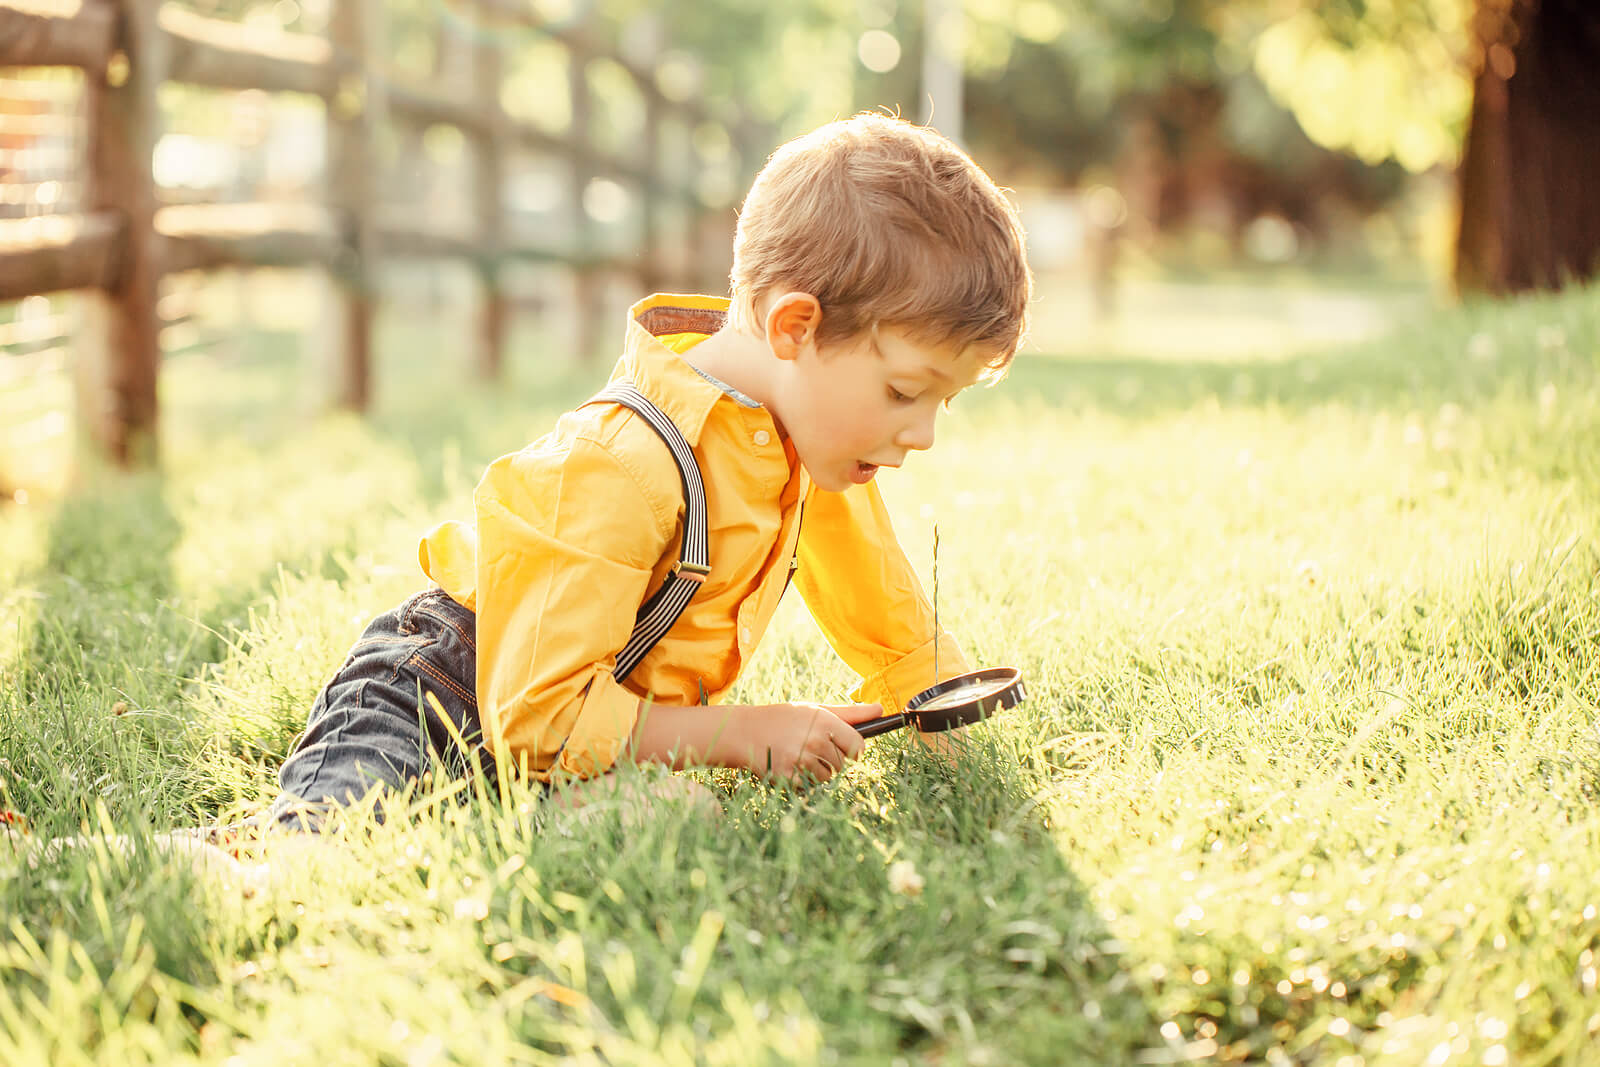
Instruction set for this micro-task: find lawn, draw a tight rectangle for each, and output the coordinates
[1,280,1597,1065]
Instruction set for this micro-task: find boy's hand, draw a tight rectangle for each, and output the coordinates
[739,702,880,784]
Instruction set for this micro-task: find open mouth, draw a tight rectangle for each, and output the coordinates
[851,461,879,484]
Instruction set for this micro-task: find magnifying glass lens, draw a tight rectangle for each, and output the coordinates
[913,674,1018,712]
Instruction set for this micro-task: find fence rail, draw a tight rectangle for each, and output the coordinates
[0,0,754,467]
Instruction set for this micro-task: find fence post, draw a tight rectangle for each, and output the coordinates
[79,0,165,466]
[473,30,507,379]
[327,0,382,410]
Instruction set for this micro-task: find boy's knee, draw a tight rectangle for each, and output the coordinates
[651,776,721,818]
[549,769,721,824]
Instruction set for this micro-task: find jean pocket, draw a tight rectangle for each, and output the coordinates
[406,645,477,711]
[412,602,476,653]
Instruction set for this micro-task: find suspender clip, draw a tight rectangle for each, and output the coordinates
[671,560,711,584]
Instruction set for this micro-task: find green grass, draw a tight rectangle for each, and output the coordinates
[2,283,1598,1065]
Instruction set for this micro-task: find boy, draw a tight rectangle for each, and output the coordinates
[268,112,1032,828]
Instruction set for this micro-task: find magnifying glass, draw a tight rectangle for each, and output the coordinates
[854,667,1026,739]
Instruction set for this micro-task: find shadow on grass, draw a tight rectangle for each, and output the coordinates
[0,826,233,1003]
[1,471,364,831]
[469,740,1157,1061]
[0,476,240,1042]
[3,475,191,824]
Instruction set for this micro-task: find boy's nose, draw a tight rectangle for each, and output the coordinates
[896,410,937,452]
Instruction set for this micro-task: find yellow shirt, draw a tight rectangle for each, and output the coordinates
[418,294,971,780]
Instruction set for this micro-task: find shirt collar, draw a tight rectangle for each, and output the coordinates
[609,294,738,446]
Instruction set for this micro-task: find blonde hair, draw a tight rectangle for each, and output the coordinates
[729,113,1032,378]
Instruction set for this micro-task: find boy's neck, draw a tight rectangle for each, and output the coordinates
[680,326,789,439]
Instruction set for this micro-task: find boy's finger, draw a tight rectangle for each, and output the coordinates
[808,727,851,768]
[834,727,865,762]
[830,702,886,726]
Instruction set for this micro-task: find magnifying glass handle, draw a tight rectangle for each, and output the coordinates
[855,713,907,739]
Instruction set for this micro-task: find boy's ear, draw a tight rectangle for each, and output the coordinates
[764,291,822,361]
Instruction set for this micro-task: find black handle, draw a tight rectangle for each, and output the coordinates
[854,713,908,739]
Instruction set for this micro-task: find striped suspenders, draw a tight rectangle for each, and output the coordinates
[592,384,711,683]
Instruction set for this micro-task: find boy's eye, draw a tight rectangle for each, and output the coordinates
[888,386,915,404]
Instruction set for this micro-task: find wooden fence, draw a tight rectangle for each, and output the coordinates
[0,0,756,467]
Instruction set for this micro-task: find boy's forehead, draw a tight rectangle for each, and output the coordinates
[872,325,990,382]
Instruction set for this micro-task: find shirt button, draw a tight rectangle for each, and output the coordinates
[753,429,771,446]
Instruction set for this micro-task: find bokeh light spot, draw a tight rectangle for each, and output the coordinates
[858,30,901,73]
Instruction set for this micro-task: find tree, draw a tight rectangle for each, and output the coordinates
[1217,0,1600,294]
[1454,0,1600,294]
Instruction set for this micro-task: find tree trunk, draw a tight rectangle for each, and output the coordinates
[1455,0,1600,295]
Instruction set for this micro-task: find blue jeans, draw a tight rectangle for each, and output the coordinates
[268,588,497,830]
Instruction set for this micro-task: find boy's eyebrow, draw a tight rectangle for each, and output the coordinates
[885,345,952,384]
[873,330,956,386]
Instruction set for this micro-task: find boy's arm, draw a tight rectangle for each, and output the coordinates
[629,699,885,783]
[793,482,974,734]
[465,429,672,782]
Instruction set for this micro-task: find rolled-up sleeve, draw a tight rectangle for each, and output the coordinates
[794,482,972,716]
[472,432,672,781]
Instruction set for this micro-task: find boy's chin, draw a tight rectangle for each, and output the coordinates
[803,462,857,493]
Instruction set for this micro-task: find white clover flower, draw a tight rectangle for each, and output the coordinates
[887,859,925,897]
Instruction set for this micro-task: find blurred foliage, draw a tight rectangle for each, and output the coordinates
[568,0,1476,179]
[961,0,1473,179]
[167,0,1479,179]
[158,0,1484,253]
[164,0,1482,173]
[1251,0,1473,173]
